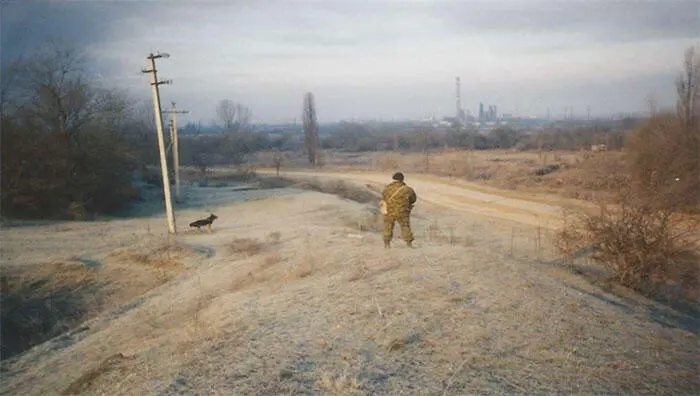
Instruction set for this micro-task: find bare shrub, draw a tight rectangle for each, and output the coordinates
[445,153,473,179]
[352,210,383,233]
[626,113,699,211]
[271,149,286,176]
[556,188,700,294]
[267,231,282,244]
[534,164,561,176]
[108,242,188,274]
[374,153,399,171]
[259,252,283,270]
[295,179,379,204]
[61,353,135,395]
[425,222,473,246]
[324,180,378,204]
[472,169,492,181]
[228,238,266,257]
[626,46,700,211]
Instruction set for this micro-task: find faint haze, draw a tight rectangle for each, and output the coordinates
[2,0,698,124]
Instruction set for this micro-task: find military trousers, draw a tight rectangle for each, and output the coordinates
[383,213,413,243]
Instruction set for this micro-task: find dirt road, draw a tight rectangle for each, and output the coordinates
[258,168,565,229]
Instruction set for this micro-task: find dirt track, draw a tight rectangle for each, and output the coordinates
[257,168,566,229]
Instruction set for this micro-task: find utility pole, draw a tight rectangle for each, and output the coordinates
[162,101,189,203]
[142,52,176,234]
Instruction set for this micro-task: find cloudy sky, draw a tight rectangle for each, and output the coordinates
[2,0,698,124]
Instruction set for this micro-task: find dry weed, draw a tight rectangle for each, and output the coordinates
[61,353,136,395]
[228,238,266,257]
[259,252,283,270]
[267,231,282,244]
[352,210,383,233]
[374,153,399,171]
[347,256,370,282]
[347,267,370,282]
[426,221,473,246]
[294,179,379,204]
[316,372,364,395]
[128,254,184,270]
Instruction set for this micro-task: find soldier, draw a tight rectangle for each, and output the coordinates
[381,172,417,248]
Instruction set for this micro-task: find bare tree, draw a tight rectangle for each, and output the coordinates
[645,92,659,117]
[216,99,252,132]
[676,45,700,208]
[271,149,286,176]
[216,99,235,129]
[421,127,430,172]
[676,46,700,128]
[302,92,319,167]
[1,42,142,218]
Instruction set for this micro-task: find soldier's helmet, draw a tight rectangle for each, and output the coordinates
[392,172,404,181]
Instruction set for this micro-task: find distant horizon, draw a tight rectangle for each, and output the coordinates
[2,1,697,125]
[190,110,654,129]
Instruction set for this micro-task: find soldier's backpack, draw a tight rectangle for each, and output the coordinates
[380,185,407,215]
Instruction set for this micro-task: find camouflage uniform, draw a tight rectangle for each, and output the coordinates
[382,180,417,246]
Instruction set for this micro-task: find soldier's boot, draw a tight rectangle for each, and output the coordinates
[384,240,391,249]
[406,240,414,248]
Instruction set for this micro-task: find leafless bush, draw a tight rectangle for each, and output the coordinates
[294,179,378,205]
[445,153,473,179]
[228,238,266,257]
[351,210,383,233]
[626,46,700,211]
[556,188,700,294]
[374,153,399,171]
[626,113,699,211]
[316,372,364,394]
[271,149,286,176]
[229,233,283,258]
[534,164,561,176]
[267,231,282,244]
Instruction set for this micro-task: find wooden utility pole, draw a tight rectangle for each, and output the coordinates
[163,101,189,203]
[142,52,176,234]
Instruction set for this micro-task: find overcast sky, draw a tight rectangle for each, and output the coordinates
[2,0,698,124]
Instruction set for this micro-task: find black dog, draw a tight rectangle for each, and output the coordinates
[189,214,218,233]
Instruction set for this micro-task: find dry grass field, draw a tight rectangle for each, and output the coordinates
[1,172,698,395]
[252,149,628,204]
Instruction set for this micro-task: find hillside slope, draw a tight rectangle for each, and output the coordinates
[1,183,697,395]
